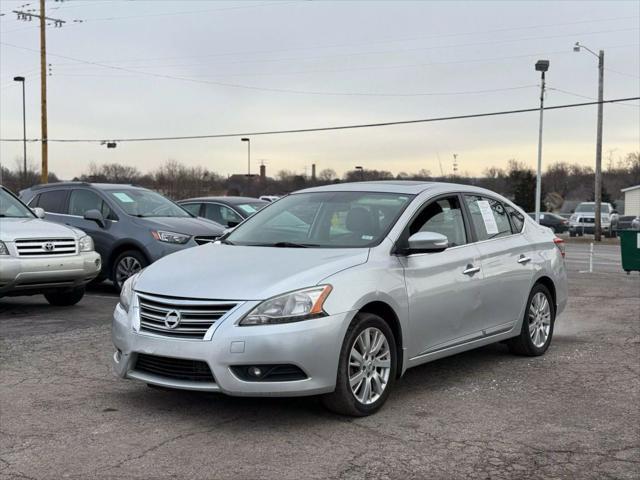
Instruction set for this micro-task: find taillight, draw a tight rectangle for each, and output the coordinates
[553,237,565,258]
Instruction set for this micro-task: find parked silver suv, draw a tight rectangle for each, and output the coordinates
[0,186,101,305]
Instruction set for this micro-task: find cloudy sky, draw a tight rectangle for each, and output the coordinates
[0,0,638,179]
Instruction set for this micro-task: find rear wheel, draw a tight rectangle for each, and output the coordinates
[112,250,147,291]
[44,286,85,306]
[507,284,555,356]
[322,313,397,416]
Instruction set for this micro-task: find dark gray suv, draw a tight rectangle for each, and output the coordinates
[20,182,224,289]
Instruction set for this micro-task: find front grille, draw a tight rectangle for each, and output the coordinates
[15,238,77,256]
[194,236,218,245]
[578,217,594,224]
[137,292,237,340]
[135,354,215,382]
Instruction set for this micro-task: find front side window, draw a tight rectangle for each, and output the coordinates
[181,203,202,216]
[409,196,467,247]
[226,191,413,248]
[0,188,34,218]
[464,195,512,241]
[68,189,113,219]
[204,203,243,226]
[35,190,67,214]
[107,189,191,218]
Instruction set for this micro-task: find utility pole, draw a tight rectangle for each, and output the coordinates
[574,42,605,241]
[594,50,604,242]
[12,2,65,184]
[452,154,458,177]
[13,76,27,181]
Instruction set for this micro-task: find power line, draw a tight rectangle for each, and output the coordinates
[1,97,637,144]
[548,86,640,108]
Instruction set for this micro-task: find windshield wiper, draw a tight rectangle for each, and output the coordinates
[268,241,318,248]
[219,238,234,245]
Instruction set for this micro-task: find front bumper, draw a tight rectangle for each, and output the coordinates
[569,224,611,234]
[112,301,354,397]
[0,251,101,295]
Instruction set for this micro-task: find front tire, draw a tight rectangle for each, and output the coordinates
[112,250,147,291]
[322,312,397,416]
[507,284,555,356]
[44,286,85,306]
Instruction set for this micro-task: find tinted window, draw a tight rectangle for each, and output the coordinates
[204,203,243,226]
[37,190,67,214]
[506,205,525,233]
[181,203,201,216]
[409,196,467,246]
[464,195,512,241]
[68,189,113,219]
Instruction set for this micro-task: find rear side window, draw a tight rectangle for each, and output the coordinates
[505,205,525,233]
[181,203,201,216]
[464,195,512,241]
[68,189,114,219]
[36,190,67,214]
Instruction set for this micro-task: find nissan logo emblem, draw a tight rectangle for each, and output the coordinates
[164,310,182,329]
[43,242,55,252]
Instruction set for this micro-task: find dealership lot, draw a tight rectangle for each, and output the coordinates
[1,243,638,479]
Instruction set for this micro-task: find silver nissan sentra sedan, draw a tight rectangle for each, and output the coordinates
[112,181,567,416]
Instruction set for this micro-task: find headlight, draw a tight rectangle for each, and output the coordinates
[0,241,9,255]
[569,214,577,222]
[78,235,94,252]
[151,230,191,244]
[239,285,332,326]
[119,272,141,313]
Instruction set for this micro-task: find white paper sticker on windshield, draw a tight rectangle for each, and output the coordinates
[113,192,134,203]
[477,200,499,235]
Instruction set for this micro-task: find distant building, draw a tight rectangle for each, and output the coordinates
[621,185,640,216]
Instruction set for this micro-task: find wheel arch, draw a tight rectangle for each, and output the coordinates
[107,243,150,280]
[533,275,557,312]
[358,301,404,378]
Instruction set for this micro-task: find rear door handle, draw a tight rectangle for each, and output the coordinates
[463,265,481,275]
[517,255,532,264]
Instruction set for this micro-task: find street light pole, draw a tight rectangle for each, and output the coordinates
[534,60,549,224]
[574,42,605,241]
[355,166,364,181]
[13,76,27,181]
[241,138,250,177]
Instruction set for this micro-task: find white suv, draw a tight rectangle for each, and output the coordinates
[0,186,101,305]
[569,202,616,237]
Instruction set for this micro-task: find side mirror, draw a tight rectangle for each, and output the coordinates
[84,209,105,228]
[32,207,45,219]
[407,231,449,253]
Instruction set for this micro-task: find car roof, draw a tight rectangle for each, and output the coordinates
[179,196,266,204]
[295,180,499,196]
[25,181,147,191]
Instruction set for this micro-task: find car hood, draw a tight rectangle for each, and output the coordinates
[135,244,369,300]
[132,216,224,236]
[0,217,83,242]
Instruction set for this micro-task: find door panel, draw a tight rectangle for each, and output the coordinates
[401,244,484,357]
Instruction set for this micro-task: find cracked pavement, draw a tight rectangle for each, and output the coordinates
[1,243,639,479]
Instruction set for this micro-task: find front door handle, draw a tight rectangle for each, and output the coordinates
[463,264,481,275]
[517,255,532,264]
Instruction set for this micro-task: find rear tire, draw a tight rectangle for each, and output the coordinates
[112,250,147,291]
[322,312,397,416]
[44,286,85,306]
[569,231,576,237]
[507,284,555,356]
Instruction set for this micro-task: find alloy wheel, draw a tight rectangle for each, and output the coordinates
[528,292,551,348]
[349,327,391,405]
[116,256,142,288]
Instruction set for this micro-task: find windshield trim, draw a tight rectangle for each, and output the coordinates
[225,191,416,249]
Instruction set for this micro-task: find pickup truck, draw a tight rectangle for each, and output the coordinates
[569,202,617,237]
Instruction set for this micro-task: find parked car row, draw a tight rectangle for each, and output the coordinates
[1,182,269,303]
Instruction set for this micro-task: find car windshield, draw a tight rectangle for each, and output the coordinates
[0,188,34,218]
[235,202,267,216]
[575,204,610,214]
[225,191,413,248]
[107,189,191,217]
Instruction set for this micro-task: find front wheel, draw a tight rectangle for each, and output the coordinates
[322,313,397,416]
[507,284,555,356]
[44,286,85,306]
[112,250,147,291]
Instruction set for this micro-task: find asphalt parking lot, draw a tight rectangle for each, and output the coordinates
[1,243,639,480]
